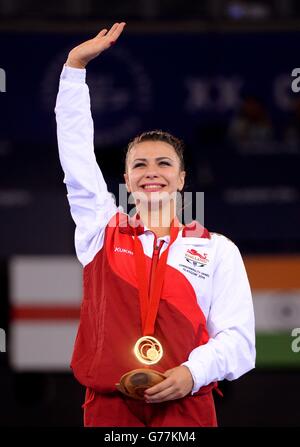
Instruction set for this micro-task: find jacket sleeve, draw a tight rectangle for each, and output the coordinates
[55,65,118,266]
[182,236,256,394]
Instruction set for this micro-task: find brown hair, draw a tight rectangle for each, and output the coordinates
[125,130,185,172]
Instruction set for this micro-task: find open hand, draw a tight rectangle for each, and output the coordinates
[144,365,194,403]
[66,22,126,69]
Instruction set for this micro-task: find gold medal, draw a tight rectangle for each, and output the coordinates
[134,336,163,365]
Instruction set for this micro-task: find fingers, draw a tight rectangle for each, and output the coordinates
[95,28,108,38]
[145,390,179,403]
[144,383,187,403]
[144,381,181,403]
[144,376,173,396]
[144,381,174,403]
[111,22,126,40]
[94,22,126,48]
[143,366,193,403]
[106,22,120,37]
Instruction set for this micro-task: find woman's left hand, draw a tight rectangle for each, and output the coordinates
[144,365,194,403]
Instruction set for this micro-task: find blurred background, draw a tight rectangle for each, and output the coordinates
[0,0,300,427]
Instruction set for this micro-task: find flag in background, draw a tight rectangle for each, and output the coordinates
[9,256,82,371]
[245,255,300,367]
[8,255,300,370]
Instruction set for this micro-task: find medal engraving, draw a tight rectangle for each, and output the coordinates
[134,336,163,365]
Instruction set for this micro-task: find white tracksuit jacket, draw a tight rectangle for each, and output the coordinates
[55,65,256,394]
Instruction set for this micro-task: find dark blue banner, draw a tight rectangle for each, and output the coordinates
[0,31,299,147]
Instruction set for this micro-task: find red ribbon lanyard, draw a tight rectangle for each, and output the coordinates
[133,219,180,336]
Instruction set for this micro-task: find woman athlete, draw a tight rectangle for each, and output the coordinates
[55,22,255,427]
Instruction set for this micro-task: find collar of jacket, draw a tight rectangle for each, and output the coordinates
[118,212,210,239]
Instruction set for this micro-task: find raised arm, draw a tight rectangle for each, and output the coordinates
[55,23,126,266]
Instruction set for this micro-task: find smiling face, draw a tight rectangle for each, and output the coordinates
[124,141,186,205]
